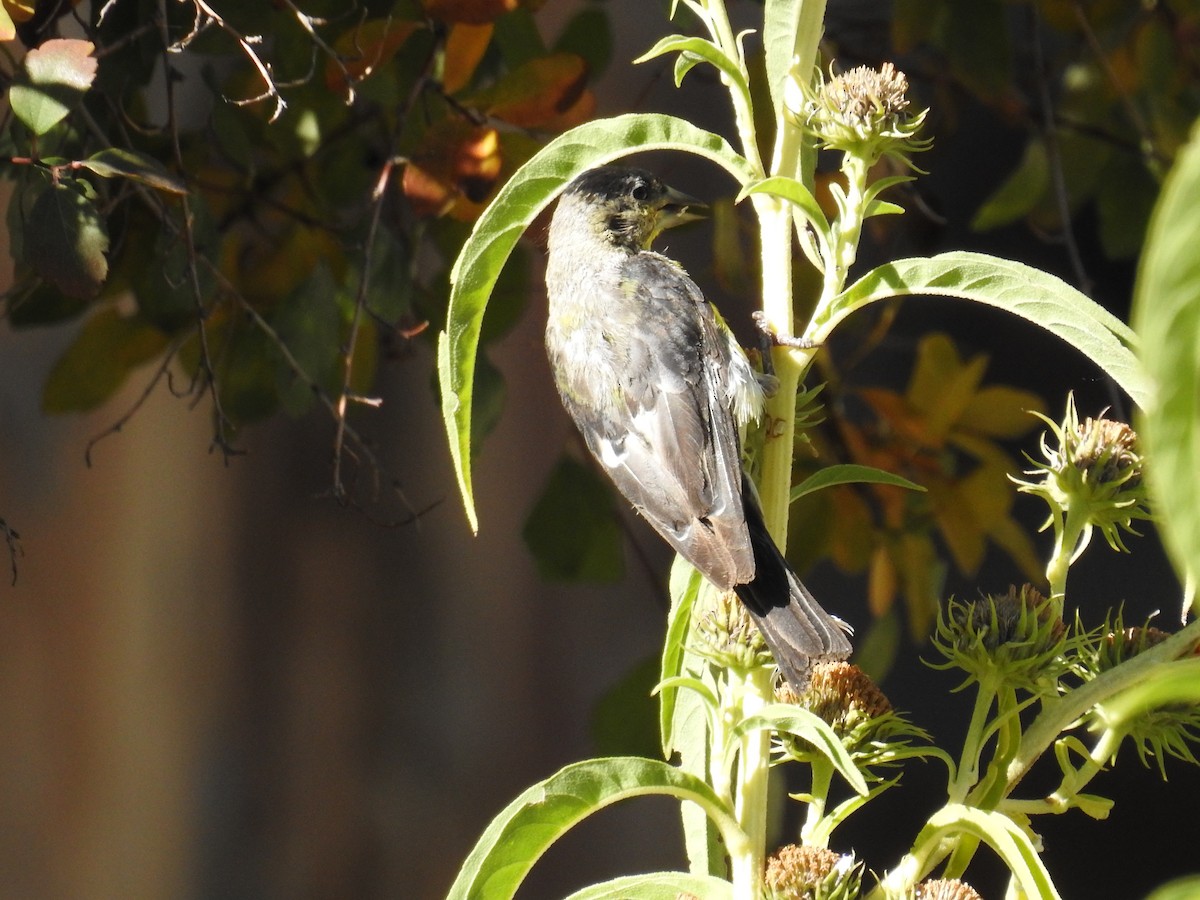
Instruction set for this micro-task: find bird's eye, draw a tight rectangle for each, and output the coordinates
[630,183,650,202]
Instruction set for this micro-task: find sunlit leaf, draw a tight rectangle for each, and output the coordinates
[824,252,1147,409]
[564,873,732,900]
[1132,119,1200,589]
[523,456,623,582]
[24,182,109,299]
[80,147,187,195]
[445,757,741,900]
[10,38,97,136]
[42,307,167,413]
[439,112,753,531]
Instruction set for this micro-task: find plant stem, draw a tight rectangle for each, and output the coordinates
[730,666,773,900]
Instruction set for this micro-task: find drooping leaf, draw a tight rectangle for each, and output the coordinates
[1131,119,1200,589]
[24,182,109,299]
[439,113,753,531]
[80,147,187,195]
[727,704,870,795]
[0,4,16,41]
[823,252,1147,409]
[635,35,750,102]
[789,464,924,504]
[445,757,741,900]
[563,873,732,900]
[42,307,167,413]
[6,280,92,328]
[523,456,624,582]
[10,39,97,136]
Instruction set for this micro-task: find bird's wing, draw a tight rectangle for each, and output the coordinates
[559,253,755,589]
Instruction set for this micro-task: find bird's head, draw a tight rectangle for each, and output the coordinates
[554,166,706,251]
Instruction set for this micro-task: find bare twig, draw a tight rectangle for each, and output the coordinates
[186,0,288,122]
[0,518,21,586]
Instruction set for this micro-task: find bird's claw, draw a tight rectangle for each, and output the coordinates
[752,310,821,351]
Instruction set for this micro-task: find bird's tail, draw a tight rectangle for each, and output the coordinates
[733,476,852,691]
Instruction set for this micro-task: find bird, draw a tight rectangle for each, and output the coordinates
[543,165,852,690]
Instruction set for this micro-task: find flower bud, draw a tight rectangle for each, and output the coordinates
[785,62,930,165]
[914,878,983,900]
[692,589,772,673]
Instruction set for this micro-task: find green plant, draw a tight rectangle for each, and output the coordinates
[439,0,1200,897]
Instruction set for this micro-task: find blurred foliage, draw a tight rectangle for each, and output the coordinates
[0,0,610,510]
[891,0,1200,260]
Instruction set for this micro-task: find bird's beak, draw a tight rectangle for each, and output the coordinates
[658,185,708,229]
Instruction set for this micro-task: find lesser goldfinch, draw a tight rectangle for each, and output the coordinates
[544,165,851,689]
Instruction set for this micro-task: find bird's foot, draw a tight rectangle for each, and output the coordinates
[752,310,821,351]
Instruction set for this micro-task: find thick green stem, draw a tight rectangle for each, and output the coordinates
[948,680,997,804]
[729,666,773,900]
[1046,505,1089,603]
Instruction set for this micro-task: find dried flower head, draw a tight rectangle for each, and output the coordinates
[914,878,983,900]
[765,844,861,900]
[1013,395,1150,560]
[776,661,928,768]
[692,589,771,673]
[785,61,930,165]
[931,585,1069,693]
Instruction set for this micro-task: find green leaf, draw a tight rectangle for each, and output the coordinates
[42,308,168,413]
[762,0,827,120]
[6,280,92,328]
[881,804,1061,900]
[271,264,344,416]
[24,182,109,299]
[9,39,98,136]
[1131,120,1200,588]
[1144,875,1200,900]
[726,704,869,796]
[971,138,1049,232]
[80,148,187,195]
[738,175,831,265]
[563,873,732,900]
[789,464,924,504]
[523,456,624,582]
[553,8,613,76]
[445,757,742,900]
[1103,657,1200,728]
[825,251,1148,409]
[660,559,725,878]
[439,113,754,532]
[635,35,750,101]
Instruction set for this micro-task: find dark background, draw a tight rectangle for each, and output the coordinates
[0,2,1194,898]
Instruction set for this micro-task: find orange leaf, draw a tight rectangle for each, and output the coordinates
[402,121,502,218]
[443,23,493,94]
[470,53,588,129]
[422,0,517,26]
[868,544,897,617]
[326,19,421,93]
[3,0,34,24]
